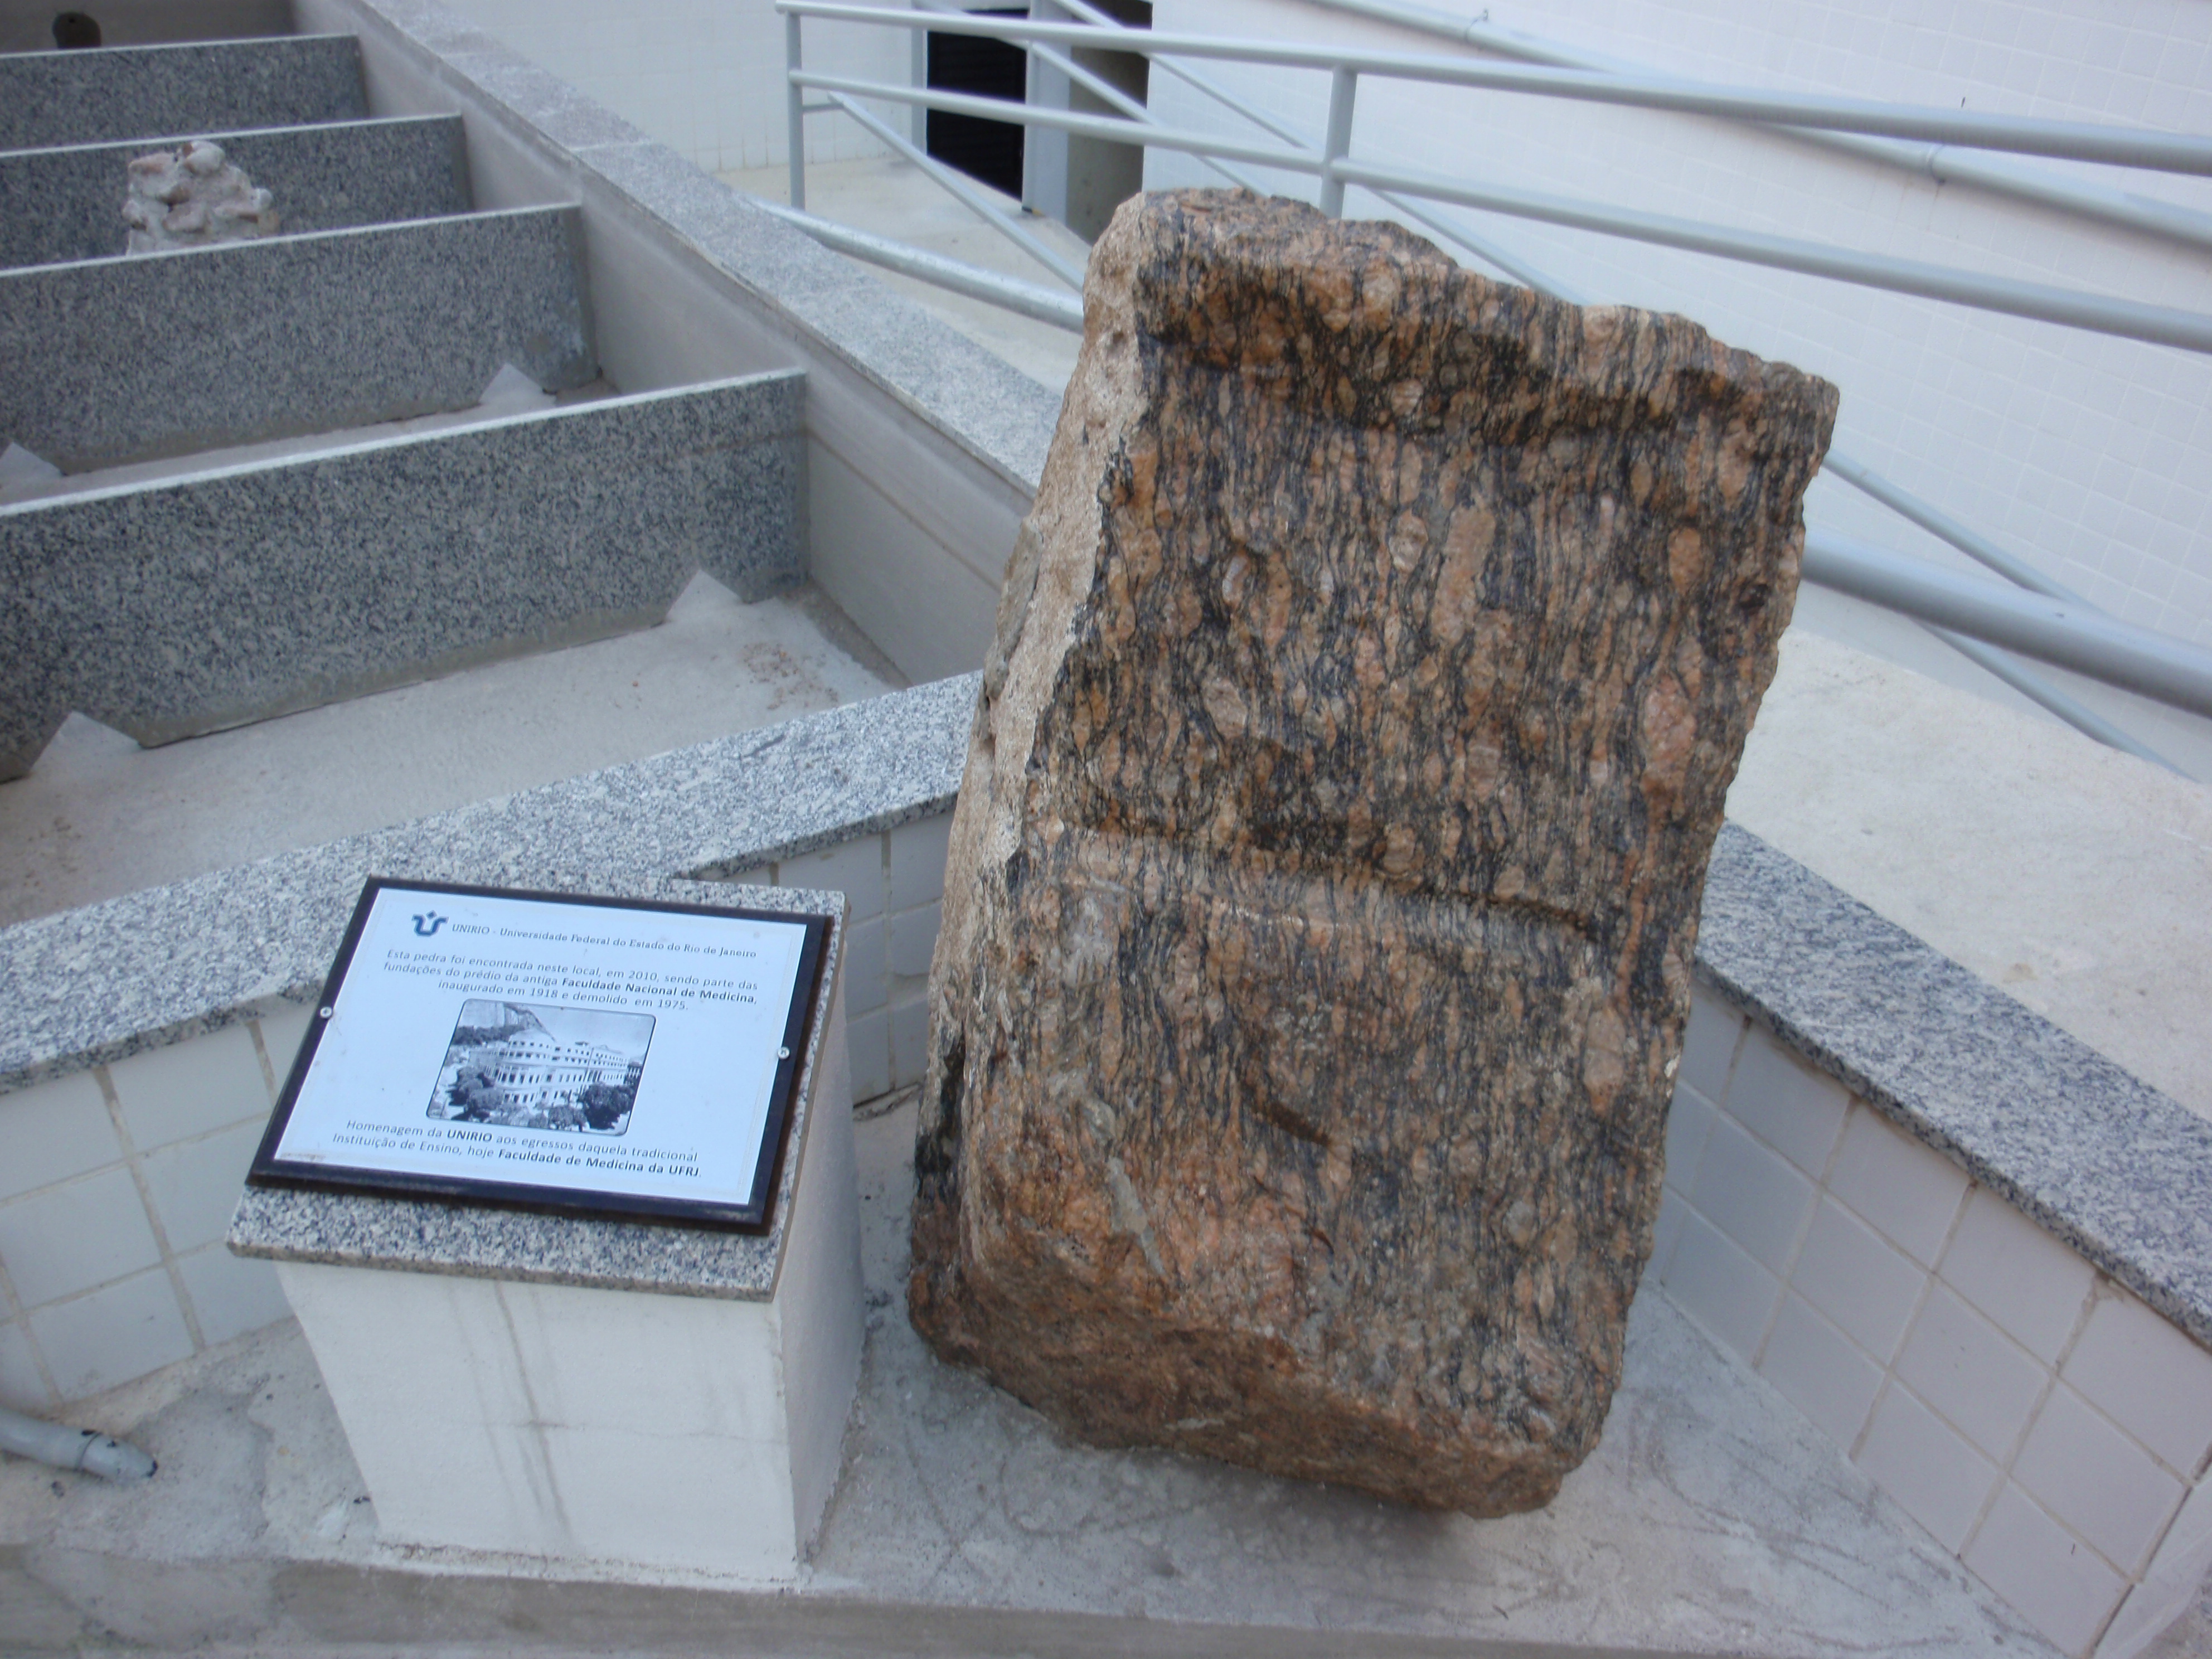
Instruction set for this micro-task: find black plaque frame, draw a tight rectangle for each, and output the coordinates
[247,877,832,1234]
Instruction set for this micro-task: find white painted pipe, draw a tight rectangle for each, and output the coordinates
[1802,532,2212,718]
[0,1405,157,1481]
[751,199,1086,329]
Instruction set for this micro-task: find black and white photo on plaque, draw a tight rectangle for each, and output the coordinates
[248,878,830,1231]
[429,999,654,1136]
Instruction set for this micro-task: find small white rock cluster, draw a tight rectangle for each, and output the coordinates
[122,141,279,253]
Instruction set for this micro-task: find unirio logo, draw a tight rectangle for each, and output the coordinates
[411,911,449,937]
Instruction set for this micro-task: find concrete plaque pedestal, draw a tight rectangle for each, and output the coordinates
[231,893,861,1582]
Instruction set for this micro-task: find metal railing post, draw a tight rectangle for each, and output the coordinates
[787,9,808,210]
[1318,66,1356,216]
[910,0,930,151]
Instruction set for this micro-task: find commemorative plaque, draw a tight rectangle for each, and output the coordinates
[248,879,831,1231]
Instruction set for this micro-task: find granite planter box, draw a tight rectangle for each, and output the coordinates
[0,370,807,778]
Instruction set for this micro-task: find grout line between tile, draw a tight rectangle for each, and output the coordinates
[95,1062,207,1354]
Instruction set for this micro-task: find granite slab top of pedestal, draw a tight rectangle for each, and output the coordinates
[226,883,845,1302]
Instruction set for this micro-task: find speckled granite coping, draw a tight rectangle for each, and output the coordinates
[0,372,803,777]
[0,205,594,472]
[0,115,470,270]
[229,881,845,1303]
[6,671,2209,1341]
[0,35,368,152]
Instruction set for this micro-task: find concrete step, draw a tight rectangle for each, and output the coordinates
[0,204,596,472]
[0,114,470,269]
[0,33,367,151]
[0,371,806,778]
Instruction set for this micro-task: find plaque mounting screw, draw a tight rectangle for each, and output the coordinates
[318,1007,332,1018]
[779,1046,792,1059]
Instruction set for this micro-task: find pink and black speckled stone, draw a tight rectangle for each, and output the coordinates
[911,190,1839,1515]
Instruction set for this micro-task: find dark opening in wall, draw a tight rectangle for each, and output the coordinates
[926,8,1026,199]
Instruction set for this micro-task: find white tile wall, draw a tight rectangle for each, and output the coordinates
[1688,1114,1816,1273]
[27,1269,195,1400]
[1676,987,1742,1103]
[1789,1197,1923,1364]
[172,1247,290,1349]
[847,1007,892,1102]
[0,1317,49,1410]
[886,900,942,979]
[780,838,886,921]
[107,1023,269,1149]
[1967,1483,2133,1657]
[1662,1209,1781,1363]
[888,814,953,913]
[142,1122,272,1255]
[1894,1285,2048,1463]
[0,1002,307,1409]
[1857,1382,2002,1553]
[1656,990,2212,1657]
[0,1070,122,1201]
[889,996,932,1087]
[2063,1290,2212,1478]
[1759,1293,1884,1449]
[1942,1188,2099,1364]
[1823,1106,1969,1267]
[0,1168,164,1306]
[843,914,888,1016]
[1650,1185,1689,1280]
[1724,1034,1850,1176]
[258,1001,318,1094]
[2013,1385,2187,1576]
[2103,1477,2212,1659]
[1661,1079,1718,1195]
[736,812,955,1106]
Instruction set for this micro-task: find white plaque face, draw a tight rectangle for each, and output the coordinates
[250,880,830,1230]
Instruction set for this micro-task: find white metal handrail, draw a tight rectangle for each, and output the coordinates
[784,13,2212,355]
[775,0,2211,771]
[1308,0,2212,253]
[787,3,2212,174]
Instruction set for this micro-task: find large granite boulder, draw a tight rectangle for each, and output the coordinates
[911,190,1837,1515]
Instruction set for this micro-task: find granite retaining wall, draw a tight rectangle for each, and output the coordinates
[0,205,595,472]
[0,115,471,270]
[0,371,806,775]
[0,34,367,151]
